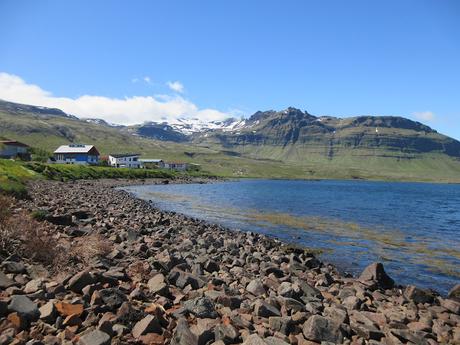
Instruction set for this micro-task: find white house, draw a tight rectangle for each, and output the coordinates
[108,153,141,168]
[54,144,100,165]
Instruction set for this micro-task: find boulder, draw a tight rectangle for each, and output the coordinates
[358,262,394,290]
[99,288,127,309]
[448,284,460,302]
[204,260,219,273]
[184,297,218,318]
[190,318,218,345]
[1,261,25,274]
[242,334,267,345]
[148,273,169,295]
[0,300,7,317]
[24,279,44,294]
[55,301,84,317]
[246,279,266,296]
[39,301,57,323]
[78,330,111,345]
[268,316,294,335]
[171,318,198,345]
[264,337,290,345]
[302,315,343,343]
[254,301,281,318]
[0,271,15,289]
[68,270,95,293]
[214,324,239,344]
[132,315,162,338]
[440,298,460,315]
[169,270,205,290]
[404,285,434,304]
[8,295,39,321]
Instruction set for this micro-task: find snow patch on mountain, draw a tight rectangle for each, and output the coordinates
[167,117,247,135]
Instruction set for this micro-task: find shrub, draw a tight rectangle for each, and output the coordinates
[0,194,63,267]
[31,209,49,221]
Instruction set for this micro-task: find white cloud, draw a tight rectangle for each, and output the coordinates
[413,111,436,122]
[131,78,139,83]
[167,81,184,93]
[0,72,230,125]
[143,76,152,84]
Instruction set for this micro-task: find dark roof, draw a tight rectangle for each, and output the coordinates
[109,153,141,158]
[0,140,29,147]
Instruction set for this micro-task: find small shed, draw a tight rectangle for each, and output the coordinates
[163,162,189,171]
[0,140,30,160]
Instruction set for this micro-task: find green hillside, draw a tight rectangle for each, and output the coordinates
[1,100,460,182]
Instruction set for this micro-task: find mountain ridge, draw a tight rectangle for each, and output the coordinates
[2,99,460,182]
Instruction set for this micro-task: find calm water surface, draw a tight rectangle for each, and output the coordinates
[123,179,460,294]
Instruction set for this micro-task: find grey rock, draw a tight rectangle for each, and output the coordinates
[214,324,239,344]
[204,260,219,273]
[184,297,218,318]
[246,279,266,296]
[190,319,218,345]
[78,330,111,345]
[68,270,95,293]
[99,288,127,309]
[358,262,394,290]
[241,334,267,345]
[254,300,281,318]
[297,280,322,300]
[440,298,460,314]
[0,300,7,317]
[448,284,460,302]
[268,316,294,335]
[1,261,25,274]
[171,318,199,345]
[0,271,14,289]
[264,337,290,345]
[302,315,343,343]
[148,273,169,295]
[169,269,205,290]
[349,311,384,340]
[24,278,44,294]
[39,301,57,323]
[404,285,434,304]
[8,295,39,321]
[132,314,162,338]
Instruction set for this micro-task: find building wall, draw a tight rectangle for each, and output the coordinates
[164,163,188,171]
[54,153,99,165]
[109,156,141,168]
[0,145,28,158]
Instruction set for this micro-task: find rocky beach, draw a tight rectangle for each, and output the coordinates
[1,179,459,345]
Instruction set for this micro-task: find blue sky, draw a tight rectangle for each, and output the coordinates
[0,0,459,138]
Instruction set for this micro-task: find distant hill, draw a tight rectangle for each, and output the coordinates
[194,107,460,160]
[1,99,460,182]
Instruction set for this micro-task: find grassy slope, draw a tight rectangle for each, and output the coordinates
[0,160,177,196]
[0,160,40,196]
[2,109,460,182]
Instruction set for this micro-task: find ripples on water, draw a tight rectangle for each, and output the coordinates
[123,179,460,294]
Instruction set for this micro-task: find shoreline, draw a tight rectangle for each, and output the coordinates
[1,178,459,344]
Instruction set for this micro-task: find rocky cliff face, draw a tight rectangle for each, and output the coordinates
[196,108,460,159]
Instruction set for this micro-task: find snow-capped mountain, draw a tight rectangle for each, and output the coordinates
[82,118,125,128]
[168,117,247,135]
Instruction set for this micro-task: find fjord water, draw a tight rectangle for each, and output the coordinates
[123,179,460,294]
